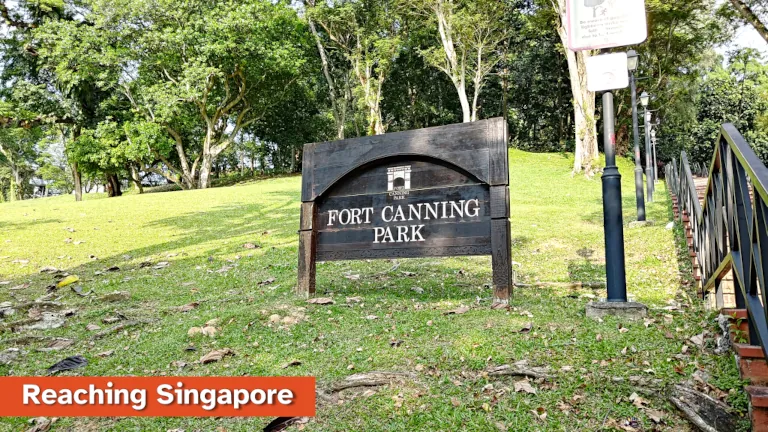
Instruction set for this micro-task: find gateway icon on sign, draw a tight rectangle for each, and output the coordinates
[387,166,411,200]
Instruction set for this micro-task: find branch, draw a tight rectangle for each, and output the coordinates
[730,0,768,43]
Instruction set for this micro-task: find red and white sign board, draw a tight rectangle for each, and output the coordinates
[586,53,629,92]
[567,0,648,51]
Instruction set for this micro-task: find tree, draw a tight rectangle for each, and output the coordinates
[0,126,41,200]
[36,0,312,189]
[401,0,513,123]
[307,0,401,135]
[552,0,598,174]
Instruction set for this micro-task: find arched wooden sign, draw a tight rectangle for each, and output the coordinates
[298,118,512,304]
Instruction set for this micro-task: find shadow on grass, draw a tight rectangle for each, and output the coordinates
[567,247,606,283]
[0,217,64,232]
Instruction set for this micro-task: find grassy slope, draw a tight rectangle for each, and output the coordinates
[0,150,745,431]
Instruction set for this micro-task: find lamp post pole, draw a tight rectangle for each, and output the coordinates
[601,90,628,302]
[643,106,653,202]
[629,70,645,221]
[651,129,658,183]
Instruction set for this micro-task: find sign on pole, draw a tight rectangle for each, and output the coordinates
[586,53,629,92]
[567,0,647,51]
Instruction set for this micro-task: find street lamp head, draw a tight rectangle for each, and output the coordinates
[640,91,650,107]
[626,50,639,72]
[650,128,656,139]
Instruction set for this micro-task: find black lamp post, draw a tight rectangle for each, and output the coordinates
[627,50,645,221]
[651,127,658,183]
[640,91,653,203]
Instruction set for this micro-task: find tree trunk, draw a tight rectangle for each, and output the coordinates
[556,0,598,174]
[307,11,346,139]
[105,174,122,197]
[199,152,213,189]
[70,127,83,201]
[730,0,768,43]
[129,164,143,194]
[9,165,22,201]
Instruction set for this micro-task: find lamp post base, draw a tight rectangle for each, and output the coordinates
[586,301,648,321]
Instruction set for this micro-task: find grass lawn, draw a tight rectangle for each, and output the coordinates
[0,150,747,431]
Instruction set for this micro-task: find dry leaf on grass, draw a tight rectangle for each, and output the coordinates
[281,360,302,369]
[258,277,276,285]
[96,350,114,358]
[176,302,199,312]
[85,324,101,331]
[514,379,536,394]
[519,322,533,333]
[444,306,470,315]
[243,243,260,249]
[200,348,234,364]
[307,298,334,305]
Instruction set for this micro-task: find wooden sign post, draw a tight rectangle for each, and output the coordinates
[298,118,512,305]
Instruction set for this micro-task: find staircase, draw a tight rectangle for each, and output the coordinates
[667,124,768,431]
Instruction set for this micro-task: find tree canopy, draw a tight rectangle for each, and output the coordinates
[0,0,765,201]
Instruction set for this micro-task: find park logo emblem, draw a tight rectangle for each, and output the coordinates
[386,166,411,200]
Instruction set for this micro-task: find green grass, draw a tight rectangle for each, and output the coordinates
[0,150,746,431]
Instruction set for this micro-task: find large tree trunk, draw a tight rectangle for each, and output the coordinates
[730,0,768,43]
[555,0,598,174]
[9,165,22,201]
[306,9,346,139]
[129,164,143,194]
[105,174,122,197]
[434,0,472,123]
[70,127,83,201]
[199,152,214,189]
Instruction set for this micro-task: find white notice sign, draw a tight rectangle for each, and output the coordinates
[586,53,628,92]
[567,0,648,51]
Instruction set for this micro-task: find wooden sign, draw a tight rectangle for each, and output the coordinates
[298,118,512,305]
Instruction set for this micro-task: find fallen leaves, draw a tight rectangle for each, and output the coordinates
[200,348,234,364]
[443,306,469,315]
[307,298,334,305]
[47,355,88,374]
[514,379,536,394]
[519,322,533,333]
[152,261,170,270]
[281,360,302,369]
[175,302,199,313]
[85,324,101,332]
[242,243,260,249]
[55,275,79,289]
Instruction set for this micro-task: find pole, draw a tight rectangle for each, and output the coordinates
[644,108,653,203]
[630,72,646,221]
[652,137,658,183]
[601,91,628,302]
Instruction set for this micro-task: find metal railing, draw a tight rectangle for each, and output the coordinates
[666,123,768,355]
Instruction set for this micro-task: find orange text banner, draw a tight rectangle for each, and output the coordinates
[0,376,316,417]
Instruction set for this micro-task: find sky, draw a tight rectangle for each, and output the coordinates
[717,23,768,59]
